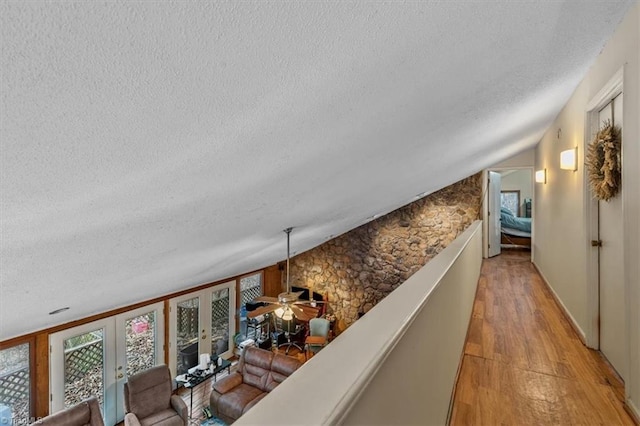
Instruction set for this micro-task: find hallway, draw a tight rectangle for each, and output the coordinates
[450,250,635,425]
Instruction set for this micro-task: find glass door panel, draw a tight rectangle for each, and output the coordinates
[169,282,235,377]
[63,329,105,409]
[0,342,30,424]
[211,288,230,357]
[124,311,157,377]
[176,297,200,375]
[114,303,164,422]
[50,318,116,425]
[239,273,262,340]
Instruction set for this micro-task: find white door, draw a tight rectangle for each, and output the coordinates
[50,319,117,425]
[50,303,165,425]
[488,171,502,257]
[598,94,626,381]
[114,303,165,420]
[168,281,236,378]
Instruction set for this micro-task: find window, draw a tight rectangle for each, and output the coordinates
[500,190,520,217]
[240,273,262,307]
[0,342,30,424]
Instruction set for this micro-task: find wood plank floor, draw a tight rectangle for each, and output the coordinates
[450,249,636,425]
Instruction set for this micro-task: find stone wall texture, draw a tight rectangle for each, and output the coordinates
[288,173,483,333]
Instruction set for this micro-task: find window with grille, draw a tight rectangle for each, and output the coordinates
[0,342,30,424]
[240,273,262,306]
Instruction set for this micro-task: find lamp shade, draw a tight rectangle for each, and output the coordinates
[560,148,578,171]
[282,308,293,321]
[535,169,547,183]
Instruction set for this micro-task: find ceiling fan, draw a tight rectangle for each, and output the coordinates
[247,227,323,322]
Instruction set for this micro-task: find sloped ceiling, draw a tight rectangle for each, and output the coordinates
[0,1,634,340]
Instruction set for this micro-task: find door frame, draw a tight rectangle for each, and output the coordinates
[50,302,165,425]
[168,280,236,379]
[50,318,117,425]
[584,67,624,351]
[114,302,165,421]
[482,167,535,260]
[487,171,502,258]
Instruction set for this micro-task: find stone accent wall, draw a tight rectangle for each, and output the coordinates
[289,173,483,333]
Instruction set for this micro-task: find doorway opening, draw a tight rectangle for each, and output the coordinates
[483,167,534,260]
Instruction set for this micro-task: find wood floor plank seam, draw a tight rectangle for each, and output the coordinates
[461,352,616,385]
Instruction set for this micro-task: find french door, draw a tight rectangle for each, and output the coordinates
[168,281,236,378]
[50,303,165,425]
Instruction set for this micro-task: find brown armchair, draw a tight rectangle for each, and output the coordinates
[124,364,188,426]
[36,397,103,426]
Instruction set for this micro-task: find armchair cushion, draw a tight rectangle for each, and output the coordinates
[217,383,264,420]
[37,397,103,426]
[135,409,184,426]
[240,347,274,392]
[124,365,187,426]
[265,353,303,391]
[123,413,141,426]
[125,365,172,419]
[213,372,243,394]
[169,395,188,421]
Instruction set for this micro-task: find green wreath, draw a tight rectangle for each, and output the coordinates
[586,120,621,201]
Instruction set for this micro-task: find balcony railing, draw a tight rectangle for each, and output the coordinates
[235,220,483,425]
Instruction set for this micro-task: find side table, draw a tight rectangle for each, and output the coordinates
[176,359,232,421]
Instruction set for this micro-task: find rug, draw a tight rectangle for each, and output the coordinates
[200,415,227,426]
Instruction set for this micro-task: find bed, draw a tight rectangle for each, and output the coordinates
[500,207,532,248]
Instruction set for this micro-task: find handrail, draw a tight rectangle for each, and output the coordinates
[235,220,483,425]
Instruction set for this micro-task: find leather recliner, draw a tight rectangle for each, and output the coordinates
[124,364,188,426]
[210,346,302,424]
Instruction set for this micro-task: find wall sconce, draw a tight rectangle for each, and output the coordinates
[560,147,578,171]
[535,169,547,184]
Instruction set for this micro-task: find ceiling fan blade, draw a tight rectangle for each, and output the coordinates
[293,300,326,305]
[247,304,280,318]
[254,296,279,303]
[290,305,314,322]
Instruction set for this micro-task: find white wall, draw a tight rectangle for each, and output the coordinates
[501,170,532,216]
[491,148,535,169]
[534,3,639,419]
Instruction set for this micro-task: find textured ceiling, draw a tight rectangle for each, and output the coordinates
[0,1,633,340]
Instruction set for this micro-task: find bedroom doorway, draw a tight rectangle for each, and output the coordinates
[484,167,534,259]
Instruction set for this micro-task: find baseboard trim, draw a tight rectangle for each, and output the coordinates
[532,262,587,345]
[625,399,640,424]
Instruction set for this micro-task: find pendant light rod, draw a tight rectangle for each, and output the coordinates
[284,227,293,293]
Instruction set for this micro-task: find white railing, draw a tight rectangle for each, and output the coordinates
[236,220,483,425]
